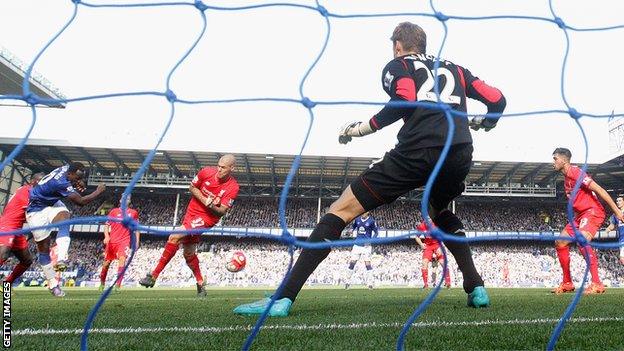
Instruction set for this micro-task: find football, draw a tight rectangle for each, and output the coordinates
[225,250,247,272]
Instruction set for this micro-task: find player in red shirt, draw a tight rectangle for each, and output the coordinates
[414,221,451,288]
[99,196,140,291]
[0,173,44,286]
[139,155,239,296]
[551,148,623,295]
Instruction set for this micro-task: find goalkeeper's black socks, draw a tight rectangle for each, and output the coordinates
[280,213,346,302]
[433,209,484,294]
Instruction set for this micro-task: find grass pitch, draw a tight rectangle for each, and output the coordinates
[10,287,624,350]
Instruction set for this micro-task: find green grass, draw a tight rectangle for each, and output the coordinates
[10,287,624,350]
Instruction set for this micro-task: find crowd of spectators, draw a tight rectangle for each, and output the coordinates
[63,191,607,232]
[4,238,624,289]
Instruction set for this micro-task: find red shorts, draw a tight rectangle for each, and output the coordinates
[105,241,130,261]
[0,234,28,250]
[564,208,606,238]
[423,243,442,261]
[181,212,214,245]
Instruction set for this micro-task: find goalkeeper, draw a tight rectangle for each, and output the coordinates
[235,21,506,316]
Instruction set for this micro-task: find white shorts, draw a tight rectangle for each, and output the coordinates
[350,244,372,262]
[26,201,69,242]
[620,245,624,259]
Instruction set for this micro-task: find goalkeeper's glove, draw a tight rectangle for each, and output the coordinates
[338,121,375,144]
[469,116,497,132]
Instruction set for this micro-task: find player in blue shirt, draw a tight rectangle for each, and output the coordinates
[605,196,624,265]
[344,212,379,289]
[26,162,105,297]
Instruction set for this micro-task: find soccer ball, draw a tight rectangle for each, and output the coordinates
[225,250,246,273]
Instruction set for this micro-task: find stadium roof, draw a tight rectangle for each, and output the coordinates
[0,47,65,108]
[2,139,624,196]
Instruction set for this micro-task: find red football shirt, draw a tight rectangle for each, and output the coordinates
[564,166,604,215]
[106,207,139,245]
[417,222,438,246]
[0,185,32,229]
[186,167,239,227]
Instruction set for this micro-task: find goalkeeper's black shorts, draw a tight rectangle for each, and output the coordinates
[351,143,472,212]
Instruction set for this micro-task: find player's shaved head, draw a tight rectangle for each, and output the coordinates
[552,147,572,161]
[220,154,236,167]
[391,22,426,54]
[216,154,236,180]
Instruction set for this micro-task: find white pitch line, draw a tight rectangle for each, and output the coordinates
[13,316,624,336]
[46,297,253,302]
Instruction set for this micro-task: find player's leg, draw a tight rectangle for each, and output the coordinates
[49,205,72,271]
[35,237,64,296]
[620,245,624,265]
[429,143,486,307]
[100,241,116,289]
[182,241,206,297]
[27,207,65,296]
[363,258,374,289]
[234,185,364,316]
[421,253,431,288]
[345,252,358,289]
[552,224,576,294]
[435,248,451,288]
[100,260,112,290]
[430,259,438,286]
[0,245,10,266]
[115,254,127,289]
[5,242,33,285]
[141,232,183,287]
[234,152,423,316]
[280,185,363,300]
[576,212,606,294]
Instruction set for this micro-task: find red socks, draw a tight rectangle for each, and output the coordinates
[421,268,428,286]
[152,242,179,279]
[578,246,601,284]
[185,254,203,285]
[100,265,109,285]
[556,246,572,283]
[116,266,125,287]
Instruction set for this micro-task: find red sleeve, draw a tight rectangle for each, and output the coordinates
[371,59,419,131]
[571,167,593,190]
[459,66,506,119]
[132,209,139,221]
[191,167,212,187]
[395,77,416,101]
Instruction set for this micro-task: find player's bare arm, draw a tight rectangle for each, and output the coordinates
[103,224,110,245]
[588,181,624,221]
[414,236,425,249]
[134,231,141,249]
[189,184,213,208]
[66,184,106,206]
[205,202,230,218]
